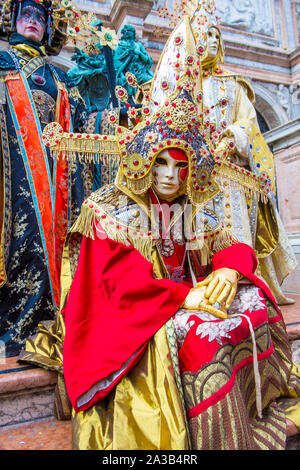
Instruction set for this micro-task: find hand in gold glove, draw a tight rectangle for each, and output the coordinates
[182,285,209,310]
[197,268,241,310]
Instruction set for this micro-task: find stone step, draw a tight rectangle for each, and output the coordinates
[0,417,72,450]
[286,419,300,450]
[282,294,300,342]
[0,356,58,428]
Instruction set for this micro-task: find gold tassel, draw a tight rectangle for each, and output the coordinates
[70,202,97,239]
[71,198,153,262]
[127,173,153,195]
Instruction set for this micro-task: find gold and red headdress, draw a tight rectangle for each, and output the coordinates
[114,15,229,207]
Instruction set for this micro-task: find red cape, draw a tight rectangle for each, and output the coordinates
[62,235,281,412]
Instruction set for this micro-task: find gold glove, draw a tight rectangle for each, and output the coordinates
[182,285,227,319]
[183,285,208,310]
[197,268,241,310]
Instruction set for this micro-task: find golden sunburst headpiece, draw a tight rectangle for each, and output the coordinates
[66,11,118,55]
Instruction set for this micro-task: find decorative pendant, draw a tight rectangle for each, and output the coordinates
[31,73,46,87]
[166,265,184,284]
[157,238,175,258]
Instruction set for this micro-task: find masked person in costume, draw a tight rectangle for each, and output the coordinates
[187,0,297,305]
[0,0,95,357]
[34,15,299,450]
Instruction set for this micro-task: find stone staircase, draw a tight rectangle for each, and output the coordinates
[0,356,72,450]
[0,295,299,451]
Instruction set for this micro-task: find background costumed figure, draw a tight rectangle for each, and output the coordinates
[0,0,96,357]
[154,0,297,306]
[21,12,300,449]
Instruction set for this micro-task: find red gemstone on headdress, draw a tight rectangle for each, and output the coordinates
[133,159,139,166]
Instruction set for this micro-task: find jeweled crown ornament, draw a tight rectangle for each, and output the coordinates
[149,14,203,117]
[190,0,224,63]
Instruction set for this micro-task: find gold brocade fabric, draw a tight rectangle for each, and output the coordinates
[236,118,276,194]
[72,327,189,450]
[13,44,47,57]
[223,116,297,304]
[255,200,278,258]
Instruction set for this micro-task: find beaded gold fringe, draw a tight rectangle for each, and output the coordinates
[51,150,121,166]
[216,164,270,203]
[70,198,153,263]
[187,181,221,208]
[126,173,153,195]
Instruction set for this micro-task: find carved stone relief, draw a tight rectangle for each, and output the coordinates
[215,0,274,37]
[252,81,291,129]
